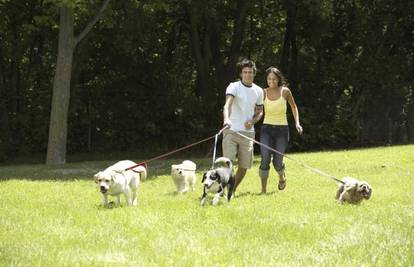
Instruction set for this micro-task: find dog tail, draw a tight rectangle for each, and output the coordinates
[214,157,232,169]
[133,165,147,180]
[182,160,197,171]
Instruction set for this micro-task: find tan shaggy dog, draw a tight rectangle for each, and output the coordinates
[336,176,372,204]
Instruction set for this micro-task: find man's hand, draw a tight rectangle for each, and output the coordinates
[223,118,232,128]
[244,120,254,130]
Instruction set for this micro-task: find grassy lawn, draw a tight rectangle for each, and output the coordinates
[0,145,413,266]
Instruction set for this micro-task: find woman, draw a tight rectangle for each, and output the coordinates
[259,67,303,193]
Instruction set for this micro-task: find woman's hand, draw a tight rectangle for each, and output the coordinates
[296,123,303,135]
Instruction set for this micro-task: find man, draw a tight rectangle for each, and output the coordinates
[222,59,263,195]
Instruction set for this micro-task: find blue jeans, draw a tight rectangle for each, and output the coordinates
[259,124,289,172]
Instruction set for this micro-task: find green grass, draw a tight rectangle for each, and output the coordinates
[0,145,413,266]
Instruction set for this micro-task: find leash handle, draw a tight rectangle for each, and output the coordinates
[212,134,219,169]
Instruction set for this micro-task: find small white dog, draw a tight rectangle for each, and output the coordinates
[94,160,147,207]
[201,157,235,206]
[336,176,372,204]
[171,160,197,193]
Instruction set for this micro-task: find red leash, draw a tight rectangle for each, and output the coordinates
[124,127,227,171]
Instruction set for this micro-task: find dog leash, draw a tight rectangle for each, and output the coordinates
[211,126,228,169]
[124,126,228,172]
[234,131,345,184]
[174,168,197,172]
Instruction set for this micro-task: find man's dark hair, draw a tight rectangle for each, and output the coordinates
[237,58,256,74]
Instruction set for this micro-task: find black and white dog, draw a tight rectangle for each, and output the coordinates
[201,157,235,206]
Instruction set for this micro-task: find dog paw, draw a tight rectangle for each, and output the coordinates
[103,201,116,209]
[212,198,220,206]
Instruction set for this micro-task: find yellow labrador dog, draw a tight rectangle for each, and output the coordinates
[94,160,147,207]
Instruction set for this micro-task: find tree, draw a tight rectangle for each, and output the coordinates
[0,0,412,163]
[46,0,110,165]
[280,0,298,89]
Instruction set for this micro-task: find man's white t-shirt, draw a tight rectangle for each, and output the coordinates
[226,81,263,132]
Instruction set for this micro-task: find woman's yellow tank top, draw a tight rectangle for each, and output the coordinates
[263,89,288,125]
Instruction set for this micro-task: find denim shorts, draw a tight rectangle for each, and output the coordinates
[259,124,289,171]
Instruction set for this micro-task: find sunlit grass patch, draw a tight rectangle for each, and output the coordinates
[0,145,413,266]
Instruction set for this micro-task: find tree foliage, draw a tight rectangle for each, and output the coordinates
[0,0,413,162]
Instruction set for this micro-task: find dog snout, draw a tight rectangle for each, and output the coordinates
[362,185,367,190]
[204,181,214,189]
[364,188,372,198]
[100,185,108,193]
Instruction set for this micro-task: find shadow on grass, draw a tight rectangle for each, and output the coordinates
[164,191,202,196]
[235,191,278,198]
[0,157,216,182]
[94,202,133,210]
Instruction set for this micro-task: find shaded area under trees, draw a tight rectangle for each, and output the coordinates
[0,0,413,163]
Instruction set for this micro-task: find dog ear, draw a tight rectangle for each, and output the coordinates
[357,182,368,192]
[365,189,372,199]
[109,172,117,183]
[345,182,357,192]
[216,173,221,183]
[202,173,207,183]
[365,184,372,199]
[93,172,100,183]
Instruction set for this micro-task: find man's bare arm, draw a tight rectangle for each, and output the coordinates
[223,95,234,127]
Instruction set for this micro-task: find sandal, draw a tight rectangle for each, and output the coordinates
[278,179,286,190]
[277,168,286,190]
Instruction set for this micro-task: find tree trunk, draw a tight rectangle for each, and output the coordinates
[210,21,226,108]
[46,0,110,164]
[226,0,248,78]
[210,0,248,110]
[280,0,297,78]
[188,1,209,99]
[290,19,298,90]
[407,97,414,142]
[0,48,10,160]
[46,5,74,164]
